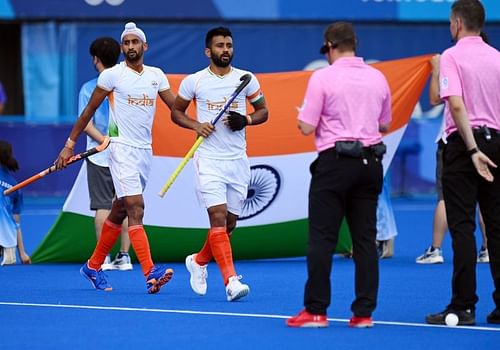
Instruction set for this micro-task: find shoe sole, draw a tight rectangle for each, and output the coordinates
[185,255,207,296]
[349,322,374,328]
[111,264,133,271]
[147,268,174,294]
[79,267,112,291]
[416,258,444,264]
[287,321,328,328]
[227,286,249,302]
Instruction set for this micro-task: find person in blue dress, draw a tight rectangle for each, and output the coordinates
[0,140,31,265]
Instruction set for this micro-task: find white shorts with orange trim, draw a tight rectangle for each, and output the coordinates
[109,142,152,198]
[193,155,250,216]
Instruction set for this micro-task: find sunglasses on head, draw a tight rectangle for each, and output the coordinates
[319,42,338,54]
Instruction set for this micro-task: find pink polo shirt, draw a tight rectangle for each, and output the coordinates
[440,36,500,136]
[298,56,391,152]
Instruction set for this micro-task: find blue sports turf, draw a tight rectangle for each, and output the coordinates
[0,197,498,349]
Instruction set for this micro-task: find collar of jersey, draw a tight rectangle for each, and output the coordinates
[207,66,233,79]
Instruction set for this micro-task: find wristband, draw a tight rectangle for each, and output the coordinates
[246,115,253,125]
[467,147,478,157]
[65,138,76,150]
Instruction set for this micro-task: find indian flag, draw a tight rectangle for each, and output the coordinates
[32,55,432,263]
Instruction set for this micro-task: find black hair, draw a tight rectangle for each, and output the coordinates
[89,37,121,68]
[205,27,232,48]
[451,0,485,32]
[0,140,19,171]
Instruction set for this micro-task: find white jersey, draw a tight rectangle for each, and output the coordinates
[178,67,262,159]
[97,61,170,149]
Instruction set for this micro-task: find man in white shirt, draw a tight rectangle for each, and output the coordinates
[171,27,268,302]
[56,22,176,294]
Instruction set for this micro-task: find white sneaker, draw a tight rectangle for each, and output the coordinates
[416,246,444,264]
[226,275,249,302]
[185,254,208,295]
[478,246,489,263]
[1,247,16,265]
[111,252,133,271]
[101,255,113,271]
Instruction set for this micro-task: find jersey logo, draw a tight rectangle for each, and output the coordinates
[151,80,159,88]
[207,98,238,111]
[440,77,449,90]
[127,94,155,106]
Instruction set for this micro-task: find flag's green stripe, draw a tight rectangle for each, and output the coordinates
[31,212,352,263]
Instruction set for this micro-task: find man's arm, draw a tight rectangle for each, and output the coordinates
[55,87,109,169]
[298,120,315,136]
[247,97,268,126]
[429,55,443,106]
[158,88,176,111]
[171,96,214,138]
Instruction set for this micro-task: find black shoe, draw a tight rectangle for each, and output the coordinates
[487,308,500,324]
[425,308,475,325]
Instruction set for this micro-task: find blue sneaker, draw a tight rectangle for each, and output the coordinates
[146,265,174,294]
[80,262,112,291]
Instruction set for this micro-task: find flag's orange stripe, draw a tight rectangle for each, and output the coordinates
[152,54,432,157]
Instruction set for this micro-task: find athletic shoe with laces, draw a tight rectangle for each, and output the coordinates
[185,254,208,295]
[425,308,475,325]
[226,275,249,301]
[416,246,444,264]
[146,265,174,294]
[111,252,133,271]
[286,309,328,328]
[349,315,374,328]
[477,246,489,263]
[101,254,113,271]
[487,308,500,324]
[80,262,112,291]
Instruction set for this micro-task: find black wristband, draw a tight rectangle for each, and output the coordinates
[467,147,479,156]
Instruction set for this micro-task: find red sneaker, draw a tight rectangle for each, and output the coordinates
[287,309,328,328]
[348,315,374,328]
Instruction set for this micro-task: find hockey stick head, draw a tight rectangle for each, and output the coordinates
[235,74,252,96]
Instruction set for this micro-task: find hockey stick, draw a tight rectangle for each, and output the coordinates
[3,137,111,196]
[159,73,252,197]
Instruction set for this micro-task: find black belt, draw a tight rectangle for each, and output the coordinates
[447,126,500,142]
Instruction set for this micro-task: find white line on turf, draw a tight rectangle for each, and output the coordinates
[0,301,499,332]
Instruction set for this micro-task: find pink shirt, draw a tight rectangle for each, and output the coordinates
[298,57,391,152]
[440,36,500,136]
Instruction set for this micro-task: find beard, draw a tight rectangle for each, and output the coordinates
[212,52,233,68]
[125,49,143,63]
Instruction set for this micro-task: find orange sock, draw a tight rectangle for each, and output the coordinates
[208,226,236,285]
[88,219,122,270]
[195,230,214,265]
[128,225,154,277]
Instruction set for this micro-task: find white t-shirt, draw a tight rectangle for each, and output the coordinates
[178,67,262,159]
[98,61,170,149]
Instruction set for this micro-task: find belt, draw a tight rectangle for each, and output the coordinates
[447,126,500,142]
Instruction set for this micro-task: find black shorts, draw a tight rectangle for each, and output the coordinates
[86,159,115,210]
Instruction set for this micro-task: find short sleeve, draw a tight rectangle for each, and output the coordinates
[156,68,170,92]
[97,67,115,92]
[297,71,324,128]
[439,51,462,99]
[178,74,196,101]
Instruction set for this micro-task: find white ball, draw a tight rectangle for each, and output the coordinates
[445,313,459,327]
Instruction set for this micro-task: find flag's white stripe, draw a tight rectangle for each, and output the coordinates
[63,127,406,228]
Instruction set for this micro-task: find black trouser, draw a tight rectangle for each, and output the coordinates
[304,148,383,316]
[443,129,500,311]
